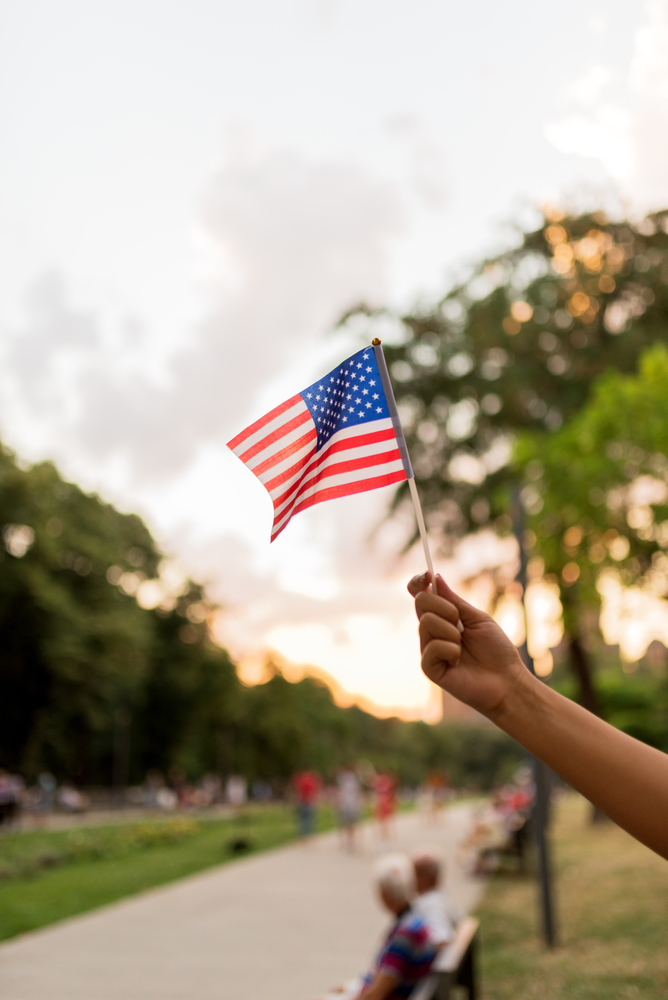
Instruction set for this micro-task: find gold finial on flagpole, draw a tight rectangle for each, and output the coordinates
[371,338,381,345]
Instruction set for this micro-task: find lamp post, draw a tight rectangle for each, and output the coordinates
[512,484,558,949]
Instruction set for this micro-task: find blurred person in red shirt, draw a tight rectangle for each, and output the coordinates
[374,772,397,844]
[294,769,321,840]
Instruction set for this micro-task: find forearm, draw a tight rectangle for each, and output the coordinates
[491,671,668,859]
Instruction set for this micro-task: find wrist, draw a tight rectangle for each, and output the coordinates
[488,656,544,732]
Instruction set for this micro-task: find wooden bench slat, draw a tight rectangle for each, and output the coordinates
[409,916,480,999]
[433,916,479,973]
[409,973,440,1000]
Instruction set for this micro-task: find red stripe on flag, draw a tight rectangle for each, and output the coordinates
[262,439,319,494]
[268,428,399,509]
[251,428,317,479]
[239,408,312,465]
[226,394,303,452]
[270,469,407,541]
[320,426,397,455]
[273,446,402,518]
[287,448,401,509]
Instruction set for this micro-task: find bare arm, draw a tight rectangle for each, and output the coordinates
[408,573,668,860]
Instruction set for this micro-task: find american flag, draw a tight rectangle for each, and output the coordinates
[227,345,412,541]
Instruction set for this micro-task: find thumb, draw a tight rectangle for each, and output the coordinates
[433,575,491,626]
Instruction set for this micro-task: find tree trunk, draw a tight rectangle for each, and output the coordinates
[567,631,601,717]
[566,628,610,824]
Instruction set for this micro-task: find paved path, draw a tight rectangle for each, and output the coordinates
[0,805,484,1000]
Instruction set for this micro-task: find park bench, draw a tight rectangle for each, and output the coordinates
[410,916,479,1000]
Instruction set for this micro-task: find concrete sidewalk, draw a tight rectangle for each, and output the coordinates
[0,805,484,1000]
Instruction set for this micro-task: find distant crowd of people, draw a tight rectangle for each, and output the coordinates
[0,762,459,845]
[0,769,89,825]
[292,764,404,848]
[0,767,267,826]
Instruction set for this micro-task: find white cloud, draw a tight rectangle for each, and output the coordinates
[545,1,668,210]
[545,108,634,181]
[0,144,445,716]
[559,65,613,108]
[629,0,668,98]
[5,3,661,717]
[1,146,403,484]
[385,116,449,211]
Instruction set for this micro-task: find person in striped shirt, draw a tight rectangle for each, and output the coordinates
[356,853,437,1000]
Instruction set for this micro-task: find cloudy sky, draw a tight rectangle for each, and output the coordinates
[1,0,667,718]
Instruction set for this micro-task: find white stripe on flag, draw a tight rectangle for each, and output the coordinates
[270,420,404,535]
[228,396,308,458]
[258,437,318,488]
[271,457,405,537]
[248,422,316,475]
[269,421,399,510]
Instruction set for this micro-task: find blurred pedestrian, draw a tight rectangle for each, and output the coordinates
[226,774,248,809]
[144,769,166,808]
[57,783,88,813]
[34,772,57,826]
[0,771,19,826]
[374,772,396,844]
[252,779,272,802]
[199,773,223,807]
[421,770,450,825]
[337,765,363,852]
[294,769,321,840]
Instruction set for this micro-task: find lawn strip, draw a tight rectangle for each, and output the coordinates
[0,804,334,942]
[477,793,668,1000]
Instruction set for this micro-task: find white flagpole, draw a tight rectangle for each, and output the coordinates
[407,476,436,584]
[371,338,438,595]
[372,338,464,633]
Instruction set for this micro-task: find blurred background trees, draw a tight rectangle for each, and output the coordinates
[0,442,520,790]
[8,204,668,792]
[345,207,668,744]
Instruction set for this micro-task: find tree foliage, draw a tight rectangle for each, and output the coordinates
[347,208,668,543]
[1,443,519,789]
[516,344,668,607]
[0,447,160,779]
[342,207,668,711]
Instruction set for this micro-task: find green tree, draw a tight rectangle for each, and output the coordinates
[0,441,522,790]
[0,445,229,784]
[343,207,668,709]
[0,447,159,779]
[516,344,668,713]
[133,589,240,781]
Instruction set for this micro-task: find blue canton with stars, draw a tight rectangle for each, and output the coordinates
[300,346,390,450]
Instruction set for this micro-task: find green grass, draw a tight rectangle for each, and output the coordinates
[477,793,668,999]
[0,804,334,942]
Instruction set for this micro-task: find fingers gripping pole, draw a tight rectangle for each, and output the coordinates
[408,476,464,632]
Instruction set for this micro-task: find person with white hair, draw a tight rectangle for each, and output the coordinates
[350,853,438,1000]
[411,849,462,947]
